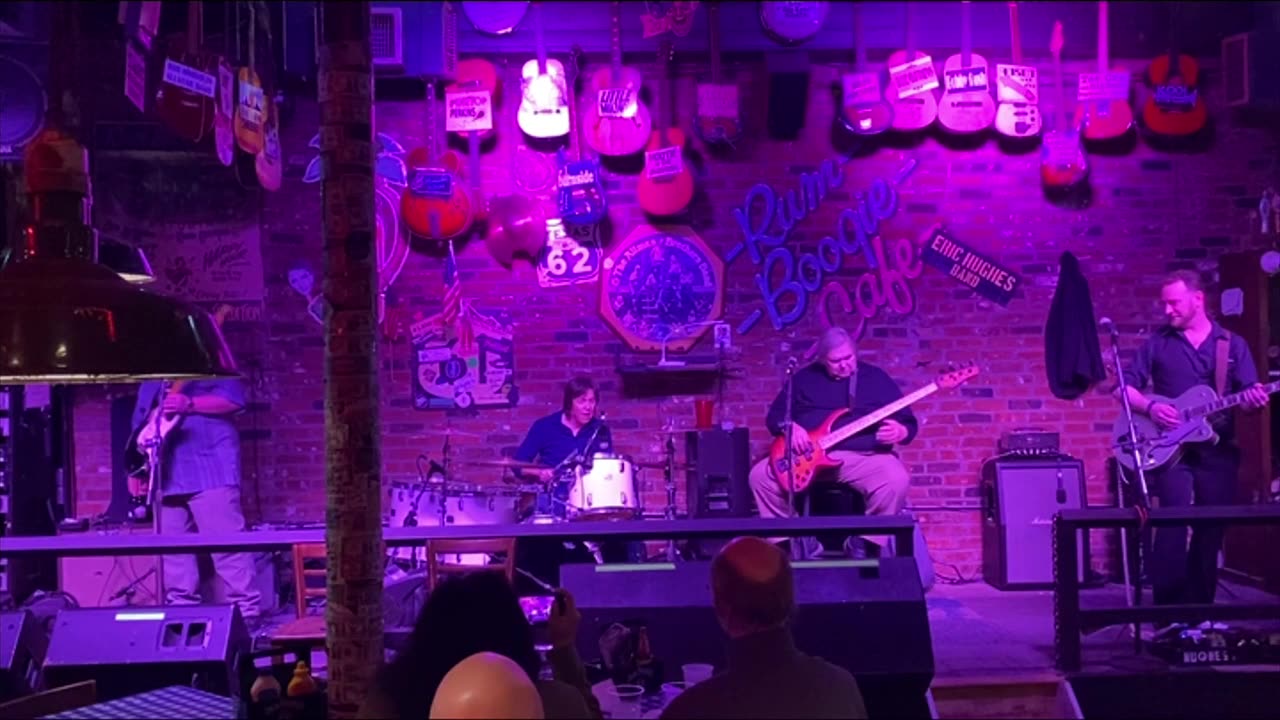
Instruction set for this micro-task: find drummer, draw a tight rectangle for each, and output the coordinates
[509,376,643,590]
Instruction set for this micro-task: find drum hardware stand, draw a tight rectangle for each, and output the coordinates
[663,431,679,562]
[1103,318,1150,648]
[438,431,453,526]
[782,357,802,561]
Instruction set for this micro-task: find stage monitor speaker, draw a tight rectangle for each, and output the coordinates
[0,610,47,702]
[562,558,934,719]
[1069,670,1278,719]
[981,457,1090,590]
[684,427,752,519]
[42,605,250,703]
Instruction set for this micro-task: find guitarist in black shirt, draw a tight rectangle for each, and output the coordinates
[1116,270,1268,619]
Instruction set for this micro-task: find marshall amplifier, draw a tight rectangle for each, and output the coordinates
[42,605,250,702]
[982,457,1090,590]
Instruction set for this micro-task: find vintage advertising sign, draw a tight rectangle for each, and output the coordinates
[600,224,724,353]
[920,226,1020,306]
[410,303,517,410]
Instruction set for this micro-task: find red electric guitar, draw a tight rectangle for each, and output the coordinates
[154,0,215,143]
[766,364,979,493]
[403,80,474,241]
[636,39,695,218]
[1040,21,1089,190]
[1072,1,1134,141]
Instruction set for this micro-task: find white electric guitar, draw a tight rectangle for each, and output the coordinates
[994,1,1042,138]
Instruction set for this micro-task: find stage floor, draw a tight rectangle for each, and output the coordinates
[251,578,1280,680]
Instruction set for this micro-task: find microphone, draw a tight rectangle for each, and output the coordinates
[1098,317,1119,338]
[786,356,798,372]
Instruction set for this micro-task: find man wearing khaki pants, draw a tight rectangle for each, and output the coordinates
[747,327,915,558]
[131,378,262,623]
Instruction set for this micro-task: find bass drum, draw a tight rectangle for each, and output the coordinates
[566,454,639,521]
[387,482,524,565]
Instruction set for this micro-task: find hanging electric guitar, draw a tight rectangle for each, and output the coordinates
[1073,0,1134,141]
[767,364,979,493]
[994,1,1042,139]
[154,0,215,143]
[636,39,695,218]
[1040,22,1089,190]
[402,79,474,240]
[556,47,607,226]
[1112,381,1280,473]
[694,1,743,147]
[840,1,894,135]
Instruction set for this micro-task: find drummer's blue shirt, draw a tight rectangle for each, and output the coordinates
[514,412,613,470]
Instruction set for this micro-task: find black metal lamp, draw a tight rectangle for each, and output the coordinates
[0,237,155,285]
[0,128,237,384]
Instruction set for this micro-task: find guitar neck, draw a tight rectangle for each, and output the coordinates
[820,382,939,450]
[609,1,622,79]
[960,1,973,66]
[1097,1,1109,72]
[904,4,916,58]
[534,1,548,73]
[426,80,439,162]
[1008,2,1023,64]
[849,3,870,70]
[1184,380,1280,420]
[657,40,672,132]
[708,2,722,82]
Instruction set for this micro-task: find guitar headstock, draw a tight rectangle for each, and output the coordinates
[1049,21,1064,62]
[936,362,980,389]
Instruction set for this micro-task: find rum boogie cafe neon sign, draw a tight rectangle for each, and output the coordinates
[726,157,922,340]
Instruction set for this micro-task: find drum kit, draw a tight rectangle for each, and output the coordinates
[385,433,687,568]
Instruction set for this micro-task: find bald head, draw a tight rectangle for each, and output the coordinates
[429,652,544,719]
[710,537,795,638]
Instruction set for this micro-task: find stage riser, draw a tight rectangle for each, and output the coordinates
[58,552,279,613]
[1068,671,1279,719]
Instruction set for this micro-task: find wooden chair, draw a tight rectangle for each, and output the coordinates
[0,680,96,718]
[269,543,328,654]
[426,538,517,592]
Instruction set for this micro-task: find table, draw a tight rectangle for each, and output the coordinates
[592,679,676,719]
[43,686,235,720]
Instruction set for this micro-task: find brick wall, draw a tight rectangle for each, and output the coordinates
[71,54,1280,577]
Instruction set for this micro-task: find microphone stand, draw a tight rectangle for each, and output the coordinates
[782,359,800,561]
[1106,323,1151,645]
[664,432,678,562]
[148,381,171,606]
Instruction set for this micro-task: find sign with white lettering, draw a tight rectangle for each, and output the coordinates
[644,146,683,180]
[445,89,493,133]
[919,226,1020,307]
[162,59,217,99]
[1076,71,1131,102]
[888,56,940,99]
[597,87,638,119]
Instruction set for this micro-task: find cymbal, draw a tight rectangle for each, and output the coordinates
[470,458,552,471]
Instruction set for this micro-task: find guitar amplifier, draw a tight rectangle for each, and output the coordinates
[982,457,1090,590]
[998,428,1060,456]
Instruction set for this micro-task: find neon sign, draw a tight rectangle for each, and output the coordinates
[727,158,920,338]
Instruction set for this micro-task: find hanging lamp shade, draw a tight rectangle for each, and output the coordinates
[0,237,155,285]
[0,128,237,384]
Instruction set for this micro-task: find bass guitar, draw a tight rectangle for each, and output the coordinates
[767,364,979,493]
[1112,380,1280,474]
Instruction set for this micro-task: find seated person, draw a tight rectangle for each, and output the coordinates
[746,327,915,557]
[429,652,545,719]
[359,572,600,719]
[659,537,867,720]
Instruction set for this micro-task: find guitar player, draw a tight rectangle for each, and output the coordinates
[1115,270,1268,626]
[746,327,916,558]
[130,378,262,624]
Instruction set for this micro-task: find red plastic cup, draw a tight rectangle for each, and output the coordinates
[694,399,714,429]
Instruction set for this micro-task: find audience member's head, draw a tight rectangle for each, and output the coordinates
[377,572,541,719]
[429,652,545,719]
[710,536,796,638]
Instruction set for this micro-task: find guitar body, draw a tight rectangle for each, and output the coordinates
[636,128,695,217]
[1111,388,1219,474]
[995,100,1042,138]
[213,60,236,166]
[937,53,996,134]
[234,65,265,154]
[402,146,474,240]
[843,100,895,136]
[1040,129,1089,188]
[884,51,937,132]
[1073,96,1134,141]
[694,92,743,146]
[518,58,570,140]
[1142,53,1207,137]
[582,65,652,156]
[154,35,214,143]
[767,408,849,493]
[759,1,830,45]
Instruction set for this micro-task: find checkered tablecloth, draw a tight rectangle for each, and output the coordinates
[44,686,236,720]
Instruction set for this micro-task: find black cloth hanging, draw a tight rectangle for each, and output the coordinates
[1045,251,1107,400]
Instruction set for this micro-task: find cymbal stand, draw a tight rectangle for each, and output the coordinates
[663,431,678,562]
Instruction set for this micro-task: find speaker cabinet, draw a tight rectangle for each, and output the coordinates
[563,558,934,718]
[683,428,752,519]
[42,605,250,702]
[982,457,1089,590]
[0,610,46,701]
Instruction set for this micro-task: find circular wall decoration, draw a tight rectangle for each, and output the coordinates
[600,224,724,353]
[0,54,48,158]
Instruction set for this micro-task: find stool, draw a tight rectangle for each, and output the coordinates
[806,484,867,553]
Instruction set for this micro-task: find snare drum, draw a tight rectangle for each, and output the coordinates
[566,454,639,521]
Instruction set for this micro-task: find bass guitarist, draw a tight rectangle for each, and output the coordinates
[1115,270,1268,622]
[747,327,916,558]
